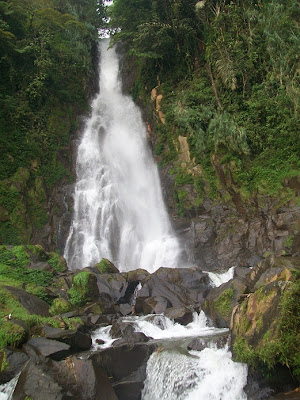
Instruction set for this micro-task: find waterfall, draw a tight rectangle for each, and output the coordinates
[142,347,248,400]
[64,39,182,272]
[92,313,248,399]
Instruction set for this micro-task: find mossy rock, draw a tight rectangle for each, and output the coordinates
[49,298,73,316]
[0,320,27,348]
[47,252,67,273]
[204,279,247,328]
[213,288,235,319]
[94,258,119,274]
[68,271,99,307]
[231,276,300,383]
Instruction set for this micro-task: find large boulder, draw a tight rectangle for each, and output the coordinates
[142,296,172,314]
[94,273,127,303]
[203,278,247,328]
[136,274,198,311]
[164,306,194,325]
[24,337,70,361]
[12,356,118,400]
[0,348,28,384]
[91,342,158,400]
[12,360,65,400]
[231,256,299,388]
[187,331,230,351]
[94,258,119,274]
[3,286,50,317]
[40,326,92,351]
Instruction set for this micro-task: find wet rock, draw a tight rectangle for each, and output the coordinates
[61,311,76,319]
[90,314,112,325]
[12,356,118,400]
[164,306,194,325]
[203,279,247,328]
[155,267,209,292]
[12,360,65,400]
[112,332,150,346]
[231,258,299,390]
[137,274,197,310]
[110,321,135,339]
[91,342,158,399]
[187,338,206,352]
[187,332,230,351]
[3,286,50,317]
[41,325,75,341]
[43,327,92,352]
[125,269,150,282]
[94,258,119,274]
[0,348,29,384]
[142,296,172,314]
[25,337,70,361]
[119,303,132,316]
[95,273,127,303]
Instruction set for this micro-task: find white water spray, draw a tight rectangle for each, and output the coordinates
[64,39,181,272]
[207,266,235,287]
[142,347,248,400]
[0,374,20,400]
[92,312,248,399]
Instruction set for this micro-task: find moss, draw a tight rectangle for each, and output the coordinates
[233,279,300,381]
[48,252,67,273]
[26,245,49,262]
[26,286,52,305]
[0,321,27,348]
[68,271,94,307]
[0,349,8,372]
[233,337,257,366]
[11,245,30,267]
[283,235,295,249]
[0,286,81,349]
[49,298,72,316]
[213,288,235,318]
[95,258,118,274]
[0,263,53,287]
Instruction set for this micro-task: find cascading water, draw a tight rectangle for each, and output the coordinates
[64,39,181,272]
[64,37,248,400]
[92,312,248,399]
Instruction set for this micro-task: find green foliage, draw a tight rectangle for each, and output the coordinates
[112,0,299,201]
[214,288,235,318]
[0,0,105,243]
[0,350,8,372]
[49,298,72,315]
[68,271,91,307]
[0,321,26,348]
[283,235,295,250]
[207,113,249,156]
[48,252,67,273]
[0,264,53,287]
[95,258,118,274]
[233,279,300,382]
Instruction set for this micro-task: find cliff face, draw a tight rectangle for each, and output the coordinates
[135,89,299,272]
[161,154,300,270]
[113,0,299,274]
